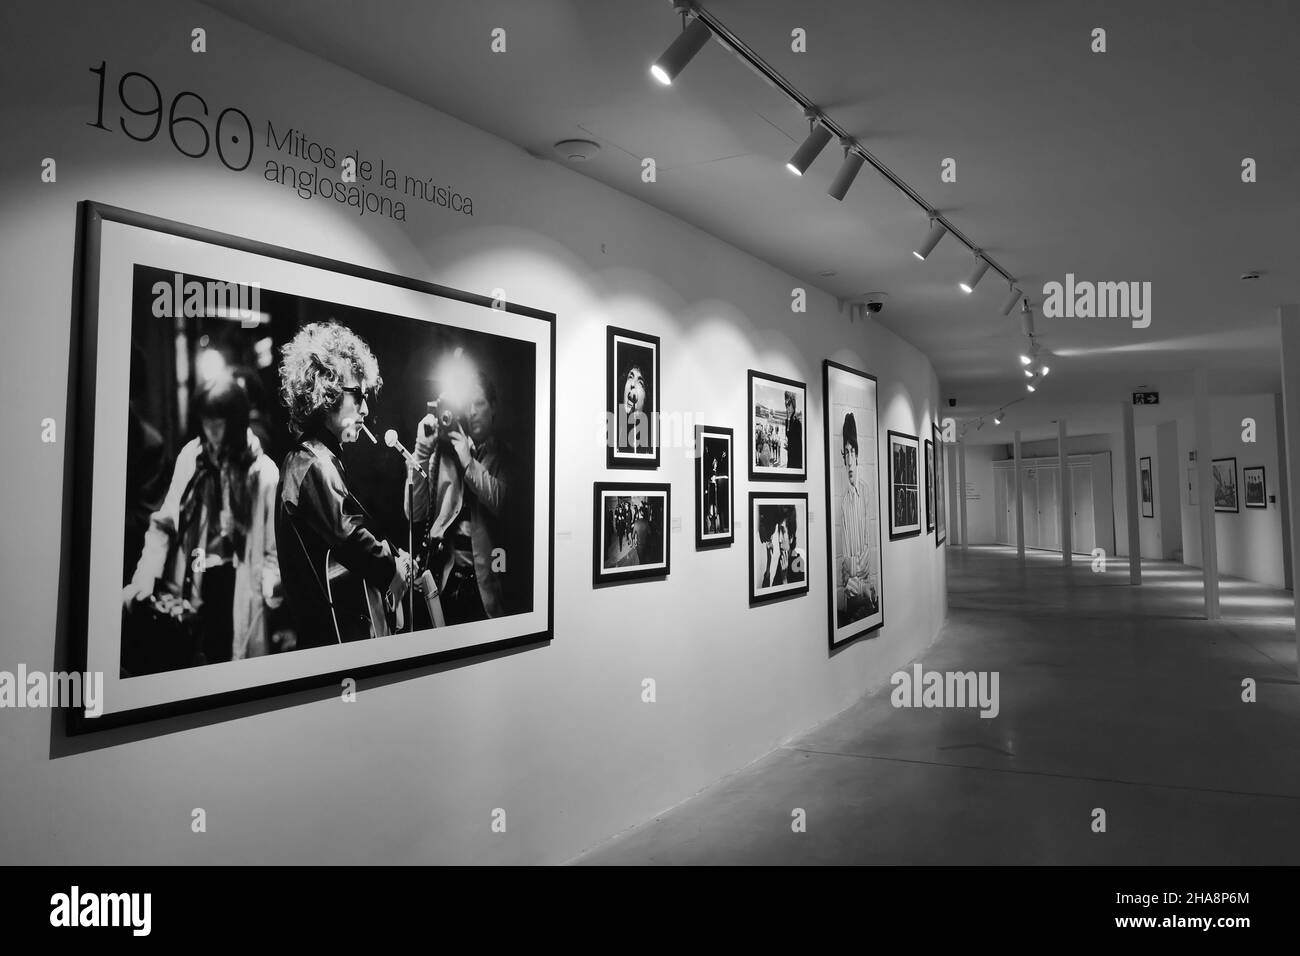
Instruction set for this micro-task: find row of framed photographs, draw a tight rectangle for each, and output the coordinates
[1147,455,1269,515]
[595,358,950,649]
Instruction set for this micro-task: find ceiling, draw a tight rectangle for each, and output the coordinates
[205,0,1300,442]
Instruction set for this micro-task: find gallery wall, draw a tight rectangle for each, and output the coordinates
[0,0,947,863]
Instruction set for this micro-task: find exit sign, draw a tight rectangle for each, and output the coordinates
[1133,391,1159,405]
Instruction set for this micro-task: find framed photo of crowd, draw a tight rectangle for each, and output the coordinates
[695,425,733,549]
[748,370,806,482]
[823,361,884,647]
[593,482,671,585]
[1212,457,1239,513]
[65,201,556,731]
[1244,465,1266,509]
[606,326,660,469]
[888,430,922,539]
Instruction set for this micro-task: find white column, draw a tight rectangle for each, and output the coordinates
[1277,306,1300,671]
[957,440,969,549]
[1193,367,1220,620]
[1013,430,1025,562]
[1058,418,1072,565]
[1121,401,1142,584]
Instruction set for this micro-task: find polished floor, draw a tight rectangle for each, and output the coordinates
[573,546,1300,864]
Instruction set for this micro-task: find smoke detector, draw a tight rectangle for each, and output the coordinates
[553,139,600,162]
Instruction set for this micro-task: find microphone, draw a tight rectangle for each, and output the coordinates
[385,428,427,478]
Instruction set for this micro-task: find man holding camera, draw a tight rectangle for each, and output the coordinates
[407,361,510,624]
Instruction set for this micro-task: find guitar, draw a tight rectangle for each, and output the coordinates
[324,549,404,642]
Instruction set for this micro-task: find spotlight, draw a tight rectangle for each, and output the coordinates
[1026,380,1037,393]
[1039,364,1050,376]
[1024,368,1034,378]
[960,255,990,294]
[827,144,865,200]
[650,15,713,86]
[1019,354,1032,365]
[1021,300,1036,337]
[994,411,1003,425]
[1001,286,1022,316]
[913,218,947,260]
[786,119,832,176]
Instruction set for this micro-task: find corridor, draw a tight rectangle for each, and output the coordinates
[574,547,1300,864]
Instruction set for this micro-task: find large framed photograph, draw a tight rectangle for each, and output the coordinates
[887,430,922,539]
[593,482,670,584]
[1212,457,1239,513]
[932,421,947,546]
[606,326,659,469]
[66,202,554,731]
[749,492,810,604]
[695,425,733,548]
[1140,456,1154,518]
[1244,465,1266,509]
[823,361,883,646]
[748,370,806,481]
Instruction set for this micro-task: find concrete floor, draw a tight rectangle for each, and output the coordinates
[573,546,1300,864]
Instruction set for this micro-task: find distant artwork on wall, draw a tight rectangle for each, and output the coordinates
[1187,465,1196,506]
[1140,456,1154,518]
[748,370,806,481]
[823,361,883,647]
[932,422,947,546]
[1212,457,1238,513]
[1243,466,1266,509]
[749,492,809,604]
[695,425,734,548]
[924,439,936,534]
[593,482,670,585]
[606,326,660,468]
[887,430,921,539]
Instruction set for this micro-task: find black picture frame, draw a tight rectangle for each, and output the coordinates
[823,360,884,648]
[606,326,660,469]
[924,440,936,534]
[932,421,947,546]
[749,491,810,604]
[65,201,556,733]
[1244,465,1267,509]
[593,482,671,585]
[1140,456,1154,518]
[695,425,734,549]
[748,369,807,482]
[887,430,922,539]
[1212,457,1239,513]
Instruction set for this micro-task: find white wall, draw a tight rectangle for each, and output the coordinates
[0,1,947,863]
[958,444,997,543]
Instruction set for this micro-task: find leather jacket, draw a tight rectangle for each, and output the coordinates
[276,428,396,648]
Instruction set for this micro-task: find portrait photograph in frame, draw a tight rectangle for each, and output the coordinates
[64,201,555,732]
[932,421,947,546]
[606,326,660,469]
[593,482,670,585]
[1140,456,1154,518]
[695,424,734,549]
[887,429,922,539]
[749,491,810,604]
[823,360,883,648]
[748,370,807,482]
[1244,465,1266,509]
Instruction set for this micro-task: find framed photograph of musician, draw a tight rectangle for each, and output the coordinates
[887,430,922,539]
[932,421,947,547]
[748,370,807,482]
[1140,456,1154,518]
[749,492,810,605]
[64,201,555,731]
[606,326,660,469]
[823,361,883,646]
[1243,466,1266,509]
[695,425,733,549]
[593,482,670,585]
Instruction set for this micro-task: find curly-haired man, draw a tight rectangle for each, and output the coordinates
[275,321,409,646]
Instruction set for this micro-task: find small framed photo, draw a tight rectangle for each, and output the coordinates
[1212,457,1238,513]
[924,439,936,534]
[1140,456,1154,518]
[593,482,670,585]
[606,326,660,469]
[695,425,734,548]
[749,492,810,604]
[748,370,806,481]
[932,421,947,546]
[887,430,922,539]
[1243,466,1266,509]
